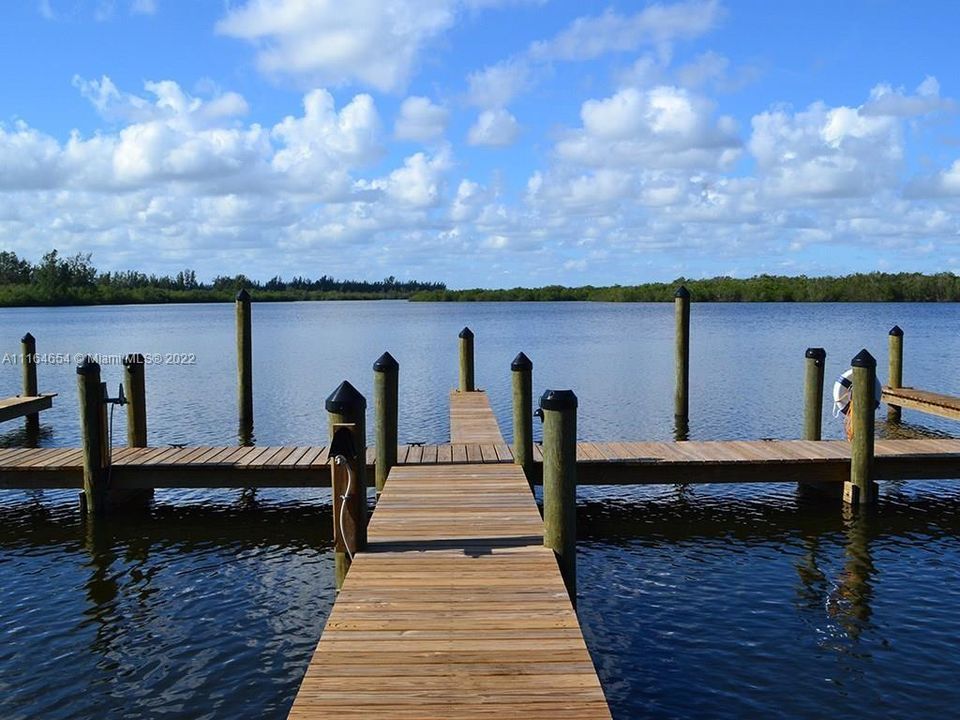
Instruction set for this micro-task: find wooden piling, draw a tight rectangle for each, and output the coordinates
[674,286,690,426]
[236,289,253,439]
[326,381,368,589]
[77,357,110,516]
[803,348,826,441]
[887,325,903,423]
[373,352,399,495]
[123,354,147,447]
[458,327,475,392]
[20,333,38,434]
[511,352,534,480]
[846,349,878,506]
[540,389,578,605]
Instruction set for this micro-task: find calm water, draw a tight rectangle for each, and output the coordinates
[1,301,959,719]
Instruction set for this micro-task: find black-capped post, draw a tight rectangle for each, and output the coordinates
[20,332,38,434]
[458,327,475,392]
[326,381,368,589]
[540,388,578,605]
[373,352,399,495]
[123,354,147,447]
[674,286,691,430]
[236,289,253,442]
[846,349,878,506]
[77,357,110,517]
[803,348,826,441]
[888,325,904,423]
[511,352,534,481]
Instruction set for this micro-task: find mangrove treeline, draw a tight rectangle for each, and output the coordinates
[0,250,445,306]
[410,272,960,303]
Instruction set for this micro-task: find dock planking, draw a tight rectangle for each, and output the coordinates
[450,391,506,444]
[5,439,960,488]
[287,391,610,718]
[882,386,960,422]
[0,393,56,424]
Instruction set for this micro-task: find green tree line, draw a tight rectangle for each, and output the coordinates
[0,250,445,306]
[410,272,960,302]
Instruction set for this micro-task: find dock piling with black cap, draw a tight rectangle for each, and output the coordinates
[511,352,533,480]
[540,388,578,605]
[373,352,399,495]
[887,326,904,423]
[846,349,878,506]
[674,286,690,434]
[458,327,475,392]
[236,289,253,442]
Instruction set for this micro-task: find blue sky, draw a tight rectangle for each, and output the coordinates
[2,0,959,288]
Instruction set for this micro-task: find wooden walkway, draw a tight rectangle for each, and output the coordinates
[0,393,55,423]
[450,391,506,443]
[4,438,960,489]
[883,386,960,422]
[288,390,611,718]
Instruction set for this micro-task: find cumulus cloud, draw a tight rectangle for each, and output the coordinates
[556,86,741,169]
[467,109,520,146]
[394,96,449,142]
[860,76,956,117]
[216,0,541,92]
[466,58,534,108]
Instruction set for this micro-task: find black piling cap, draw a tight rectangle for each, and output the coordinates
[511,352,532,371]
[889,325,904,337]
[325,380,367,413]
[539,389,578,411]
[373,351,399,372]
[76,355,101,376]
[236,288,251,302]
[851,349,876,369]
[805,347,826,361]
[21,332,34,344]
[123,353,145,368]
[458,326,474,340]
[675,285,690,299]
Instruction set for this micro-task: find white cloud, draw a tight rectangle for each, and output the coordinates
[557,86,741,169]
[529,0,723,62]
[467,109,520,146]
[130,0,156,15]
[860,76,955,117]
[394,96,449,142]
[466,58,533,108]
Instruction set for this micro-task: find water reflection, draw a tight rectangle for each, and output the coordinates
[0,420,51,448]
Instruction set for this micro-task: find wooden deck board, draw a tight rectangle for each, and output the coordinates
[883,386,960,422]
[0,393,56,424]
[449,391,506,444]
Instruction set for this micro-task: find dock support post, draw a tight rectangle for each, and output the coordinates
[674,286,690,436]
[511,352,534,481]
[887,325,903,423]
[20,333,39,435]
[373,352,399,495]
[803,348,826,441]
[236,289,253,443]
[540,389,578,606]
[458,327,475,392]
[846,349,878,506]
[123,354,147,447]
[326,381,368,590]
[77,357,110,517]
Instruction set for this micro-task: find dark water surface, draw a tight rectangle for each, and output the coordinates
[1,301,959,718]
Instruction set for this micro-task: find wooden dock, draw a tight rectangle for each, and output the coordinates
[450,390,506,443]
[288,391,610,718]
[883,386,960,422]
[0,393,56,424]
[4,437,960,489]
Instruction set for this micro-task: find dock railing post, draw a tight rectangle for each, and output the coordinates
[511,352,534,481]
[887,325,903,423]
[123,354,147,447]
[20,332,39,435]
[326,381,368,590]
[458,327,475,392]
[803,348,826,441]
[846,349,878,506]
[540,389,578,606]
[77,357,110,517]
[373,352,399,496]
[236,289,253,442]
[674,286,690,435]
